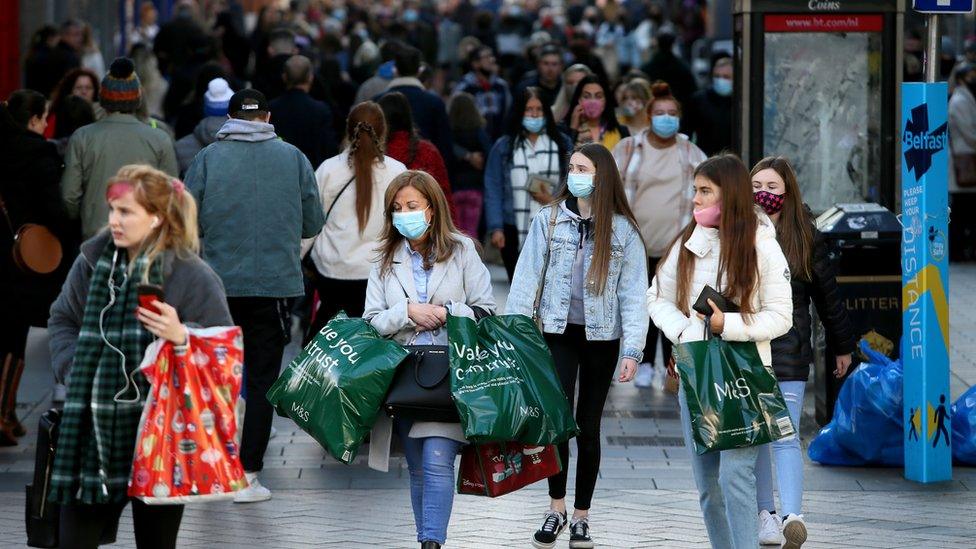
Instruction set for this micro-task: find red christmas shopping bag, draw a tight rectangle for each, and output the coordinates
[129,326,248,503]
[457,442,561,497]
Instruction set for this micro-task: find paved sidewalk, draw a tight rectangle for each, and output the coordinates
[2,264,975,548]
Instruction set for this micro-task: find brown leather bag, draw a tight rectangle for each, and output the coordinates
[954,153,976,188]
[0,195,62,275]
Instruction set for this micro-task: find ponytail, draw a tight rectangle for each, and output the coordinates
[346,102,387,234]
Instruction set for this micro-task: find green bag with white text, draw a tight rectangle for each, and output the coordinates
[266,313,409,463]
[448,314,578,445]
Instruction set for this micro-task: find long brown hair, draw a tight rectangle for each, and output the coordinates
[553,143,641,296]
[663,154,759,315]
[376,171,462,273]
[106,164,199,281]
[751,156,813,282]
[346,102,387,233]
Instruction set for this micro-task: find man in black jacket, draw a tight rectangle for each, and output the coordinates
[683,56,733,156]
[641,29,698,110]
[269,55,338,168]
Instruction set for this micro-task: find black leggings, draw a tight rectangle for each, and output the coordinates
[544,324,620,511]
[306,274,369,344]
[644,256,673,364]
[59,498,184,549]
[500,223,521,283]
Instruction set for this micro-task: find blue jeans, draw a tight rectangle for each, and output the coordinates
[678,389,760,549]
[755,380,805,516]
[395,420,462,545]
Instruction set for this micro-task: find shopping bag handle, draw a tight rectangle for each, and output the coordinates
[413,349,450,389]
[703,314,714,341]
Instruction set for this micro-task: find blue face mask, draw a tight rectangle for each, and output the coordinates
[713,77,733,97]
[567,173,595,198]
[522,116,545,134]
[332,8,347,21]
[651,114,680,139]
[403,9,420,23]
[378,60,396,80]
[392,208,430,240]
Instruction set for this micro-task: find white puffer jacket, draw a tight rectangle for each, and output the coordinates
[646,212,793,365]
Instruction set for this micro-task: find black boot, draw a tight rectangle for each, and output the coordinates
[421,542,441,549]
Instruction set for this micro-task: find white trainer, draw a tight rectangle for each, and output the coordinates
[234,474,272,503]
[759,510,783,546]
[634,363,653,387]
[651,363,666,391]
[783,514,808,549]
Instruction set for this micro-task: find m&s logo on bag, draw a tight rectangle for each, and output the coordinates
[714,378,751,401]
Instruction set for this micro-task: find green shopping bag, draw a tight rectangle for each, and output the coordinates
[448,314,578,445]
[266,312,409,463]
[674,325,795,455]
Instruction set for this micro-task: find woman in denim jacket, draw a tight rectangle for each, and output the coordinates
[507,143,648,549]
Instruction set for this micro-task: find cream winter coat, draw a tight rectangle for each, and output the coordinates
[646,212,793,365]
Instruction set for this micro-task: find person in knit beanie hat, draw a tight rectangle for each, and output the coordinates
[100,57,142,113]
[204,77,233,117]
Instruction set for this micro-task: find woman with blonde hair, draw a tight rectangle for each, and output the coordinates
[48,164,232,548]
[364,170,495,549]
[309,101,407,337]
[616,78,652,136]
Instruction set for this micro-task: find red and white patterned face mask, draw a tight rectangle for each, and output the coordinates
[753,190,786,215]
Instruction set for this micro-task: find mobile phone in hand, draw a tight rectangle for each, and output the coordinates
[136,283,164,315]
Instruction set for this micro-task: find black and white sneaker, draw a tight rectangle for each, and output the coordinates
[569,516,594,548]
[531,510,567,549]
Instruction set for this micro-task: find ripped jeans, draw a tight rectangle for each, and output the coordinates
[755,380,805,516]
[395,420,463,545]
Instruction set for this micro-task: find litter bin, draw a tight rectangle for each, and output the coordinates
[812,203,902,426]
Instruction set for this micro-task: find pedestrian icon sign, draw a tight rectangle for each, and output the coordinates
[928,395,951,448]
[913,0,974,14]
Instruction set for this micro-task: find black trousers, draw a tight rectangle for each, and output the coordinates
[544,324,619,511]
[59,499,184,549]
[644,256,673,365]
[950,192,976,262]
[500,223,521,283]
[306,274,369,343]
[228,296,288,473]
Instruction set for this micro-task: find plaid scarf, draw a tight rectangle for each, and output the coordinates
[50,240,161,505]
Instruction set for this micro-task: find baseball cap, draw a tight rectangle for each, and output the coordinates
[228,89,270,116]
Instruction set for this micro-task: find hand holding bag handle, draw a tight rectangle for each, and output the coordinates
[531,206,560,328]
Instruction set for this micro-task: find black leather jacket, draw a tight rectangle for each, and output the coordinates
[770,228,857,381]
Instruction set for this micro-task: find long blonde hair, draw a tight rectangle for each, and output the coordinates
[106,164,199,279]
[376,171,462,273]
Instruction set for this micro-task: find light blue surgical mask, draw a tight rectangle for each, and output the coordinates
[392,208,429,240]
[332,8,347,22]
[378,60,396,80]
[713,77,733,97]
[522,116,545,134]
[567,173,594,198]
[403,9,420,23]
[651,114,680,139]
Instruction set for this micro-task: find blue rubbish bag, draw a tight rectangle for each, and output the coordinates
[808,340,904,466]
[952,385,976,465]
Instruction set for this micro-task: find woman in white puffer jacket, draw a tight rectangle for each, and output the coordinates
[647,154,793,549]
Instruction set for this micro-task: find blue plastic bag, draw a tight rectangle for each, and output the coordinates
[808,341,904,466]
[952,385,976,465]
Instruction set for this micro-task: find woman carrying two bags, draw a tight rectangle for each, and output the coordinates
[647,154,793,549]
[363,171,496,549]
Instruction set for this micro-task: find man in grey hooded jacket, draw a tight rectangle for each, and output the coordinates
[184,89,324,503]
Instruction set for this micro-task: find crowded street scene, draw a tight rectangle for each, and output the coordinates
[2,0,976,547]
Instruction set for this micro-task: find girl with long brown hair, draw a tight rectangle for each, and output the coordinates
[47,164,232,548]
[506,143,648,549]
[751,156,855,548]
[308,101,406,336]
[363,171,495,549]
[647,154,793,549]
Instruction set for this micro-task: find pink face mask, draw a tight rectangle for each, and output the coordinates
[693,203,721,228]
[581,99,604,119]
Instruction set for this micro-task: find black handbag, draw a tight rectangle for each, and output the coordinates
[384,345,458,423]
[25,408,61,548]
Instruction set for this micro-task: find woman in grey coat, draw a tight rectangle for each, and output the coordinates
[363,171,495,549]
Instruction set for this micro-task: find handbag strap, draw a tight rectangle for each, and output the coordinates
[326,175,356,220]
[412,348,451,388]
[532,205,560,323]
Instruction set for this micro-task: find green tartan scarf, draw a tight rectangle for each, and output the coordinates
[50,240,162,505]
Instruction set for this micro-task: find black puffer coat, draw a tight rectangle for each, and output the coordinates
[770,227,857,381]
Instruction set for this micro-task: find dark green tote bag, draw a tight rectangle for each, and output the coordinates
[674,322,795,455]
[448,314,579,445]
[266,312,409,463]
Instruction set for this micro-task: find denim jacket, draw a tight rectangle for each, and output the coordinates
[506,201,649,362]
